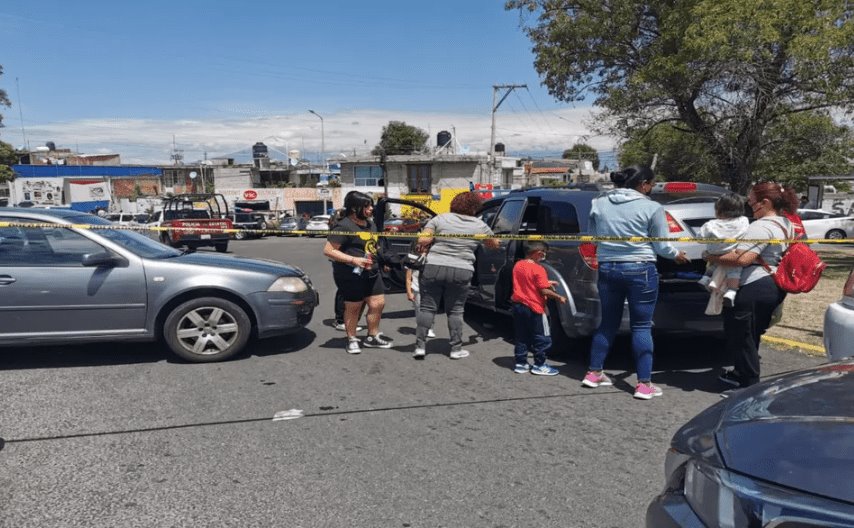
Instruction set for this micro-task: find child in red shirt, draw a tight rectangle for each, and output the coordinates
[511,242,567,375]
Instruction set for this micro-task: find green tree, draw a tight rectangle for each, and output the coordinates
[0,140,14,183]
[372,121,429,155]
[0,65,10,128]
[562,143,600,170]
[619,111,853,189]
[506,0,854,192]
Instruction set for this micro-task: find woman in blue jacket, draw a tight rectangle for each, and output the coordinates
[581,166,689,400]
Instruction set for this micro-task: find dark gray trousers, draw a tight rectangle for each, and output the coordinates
[416,264,473,351]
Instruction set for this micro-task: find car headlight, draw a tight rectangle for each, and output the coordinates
[268,277,309,293]
[684,459,854,527]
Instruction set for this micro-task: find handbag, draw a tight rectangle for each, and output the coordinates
[758,218,826,294]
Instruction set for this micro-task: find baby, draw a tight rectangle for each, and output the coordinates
[698,193,749,308]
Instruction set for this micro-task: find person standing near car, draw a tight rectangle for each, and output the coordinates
[582,165,689,400]
[323,192,393,354]
[412,192,499,360]
[706,182,798,389]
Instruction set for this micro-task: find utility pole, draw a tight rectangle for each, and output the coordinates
[489,84,526,159]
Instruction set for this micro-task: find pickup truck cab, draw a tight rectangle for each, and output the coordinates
[159,193,232,253]
[377,182,729,345]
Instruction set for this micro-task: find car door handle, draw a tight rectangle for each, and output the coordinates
[0,275,16,285]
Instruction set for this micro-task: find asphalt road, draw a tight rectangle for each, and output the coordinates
[0,236,825,528]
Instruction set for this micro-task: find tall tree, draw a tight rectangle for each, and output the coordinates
[372,121,429,155]
[0,65,10,128]
[0,140,14,183]
[562,143,600,170]
[506,0,854,192]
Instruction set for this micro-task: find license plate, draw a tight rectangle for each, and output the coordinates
[201,234,211,239]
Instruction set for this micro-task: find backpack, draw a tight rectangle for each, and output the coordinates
[758,218,826,294]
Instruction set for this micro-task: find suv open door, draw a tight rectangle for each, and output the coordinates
[374,198,436,293]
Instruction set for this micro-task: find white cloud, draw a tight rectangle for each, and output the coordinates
[7,106,617,164]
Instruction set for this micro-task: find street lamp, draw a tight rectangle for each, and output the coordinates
[307,109,325,170]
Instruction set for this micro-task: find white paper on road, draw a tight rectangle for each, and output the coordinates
[272,409,304,421]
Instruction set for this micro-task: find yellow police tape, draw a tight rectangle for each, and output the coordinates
[1,220,853,245]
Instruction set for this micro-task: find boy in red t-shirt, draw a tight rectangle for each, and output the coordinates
[511,242,567,375]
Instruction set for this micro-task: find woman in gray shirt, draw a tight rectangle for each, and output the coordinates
[705,182,799,388]
[412,192,498,360]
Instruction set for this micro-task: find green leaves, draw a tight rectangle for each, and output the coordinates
[372,121,430,156]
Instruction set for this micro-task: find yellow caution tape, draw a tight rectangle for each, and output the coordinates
[0,221,852,245]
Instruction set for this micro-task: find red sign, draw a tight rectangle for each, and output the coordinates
[474,183,494,199]
[243,189,258,200]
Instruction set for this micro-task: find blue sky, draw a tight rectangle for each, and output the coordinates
[0,0,613,164]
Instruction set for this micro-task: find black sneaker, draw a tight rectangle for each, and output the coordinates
[718,369,744,388]
[363,333,393,349]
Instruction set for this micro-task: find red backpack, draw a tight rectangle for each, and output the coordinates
[759,218,826,294]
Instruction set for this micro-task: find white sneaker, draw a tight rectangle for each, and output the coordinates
[335,322,363,332]
[427,328,436,338]
[346,337,361,355]
[413,348,426,359]
[449,350,470,360]
[723,290,737,308]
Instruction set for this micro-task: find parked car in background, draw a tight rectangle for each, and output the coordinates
[278,215,304,236]
[376,182,730,342]
[0,208,318,362]
[305,215,331,237]
[798,208,854,240]
[159,193,232,253]
[646,359,854,527]
[228,211,265,240]
[104,212,140,225]
[824,267,854,362]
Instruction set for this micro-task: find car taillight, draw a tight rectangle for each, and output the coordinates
[665,211,684,233]
[663,182,697,192]
[579,242,598,270]
[844,270,854,297]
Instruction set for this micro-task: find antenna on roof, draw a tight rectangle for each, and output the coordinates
[170,135,184,165]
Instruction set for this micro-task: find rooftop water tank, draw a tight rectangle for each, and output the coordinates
[437,130,452,147]
[495,143,506,154]
[252,142,269,159]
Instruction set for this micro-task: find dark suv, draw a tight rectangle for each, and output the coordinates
[377,182,729,343]
[228,211,265,240]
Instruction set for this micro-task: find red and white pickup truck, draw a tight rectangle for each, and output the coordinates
[158,193,233,253]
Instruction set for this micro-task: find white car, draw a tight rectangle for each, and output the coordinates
[797,208,854,240]
[824,267,854,361]
[305,215,331,237]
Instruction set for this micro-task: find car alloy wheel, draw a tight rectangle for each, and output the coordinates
[235,230,246,240]
[826,229,846,240]
[163,297,251,362]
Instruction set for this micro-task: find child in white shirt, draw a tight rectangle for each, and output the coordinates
[698,193,749,309]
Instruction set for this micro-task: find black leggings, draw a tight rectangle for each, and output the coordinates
[723,276,786,386]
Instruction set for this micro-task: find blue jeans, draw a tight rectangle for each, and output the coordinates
[512,303,552,366]
[589,262,659,382]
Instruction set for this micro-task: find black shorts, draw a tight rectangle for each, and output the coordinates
[334,272,385,302]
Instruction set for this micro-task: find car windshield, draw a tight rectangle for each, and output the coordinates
[234,214,254,222]
[69,214,182,258]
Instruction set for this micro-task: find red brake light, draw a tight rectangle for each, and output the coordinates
[663,182,697,193]
[579,242,598,270]
[664,211,684,233]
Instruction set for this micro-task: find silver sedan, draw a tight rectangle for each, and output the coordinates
[0,208,318,362]
[824,267,854,361]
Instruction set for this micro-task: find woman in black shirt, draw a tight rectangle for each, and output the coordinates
[322,191,393,354]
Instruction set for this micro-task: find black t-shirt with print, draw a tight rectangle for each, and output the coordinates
[329,216,378,277]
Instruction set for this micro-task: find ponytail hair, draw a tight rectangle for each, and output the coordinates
[610,165,654,190]
[750,182,799,214]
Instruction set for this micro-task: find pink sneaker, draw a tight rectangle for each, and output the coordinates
[633,383,663,400]
[582,371,613,388]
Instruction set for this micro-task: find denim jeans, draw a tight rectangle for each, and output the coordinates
[589,261,659,382]
[512,303,552,366]
[416,264,473,351]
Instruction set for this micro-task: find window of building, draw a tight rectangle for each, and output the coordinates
[407,164,432,193]
[354,165,383,187]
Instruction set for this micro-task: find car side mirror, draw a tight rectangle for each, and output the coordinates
[81,251,126,267]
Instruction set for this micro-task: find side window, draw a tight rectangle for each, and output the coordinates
[0,220,104,267]
[519,203,539,233]
[540,200,580,234]
[478,204,501,229]
[492,200,525,235]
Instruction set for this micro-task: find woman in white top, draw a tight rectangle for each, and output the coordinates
[705,182,799,388]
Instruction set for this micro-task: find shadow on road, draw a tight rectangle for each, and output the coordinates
[0,329,317,370]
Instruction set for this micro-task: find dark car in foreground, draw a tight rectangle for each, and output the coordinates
[0,208,318,362]
[646,360,854,527]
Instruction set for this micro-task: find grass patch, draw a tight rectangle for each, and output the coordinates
[766,246,853,353]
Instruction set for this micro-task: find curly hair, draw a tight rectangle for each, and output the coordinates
[750,182,799,215]
[449,191,483,216]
